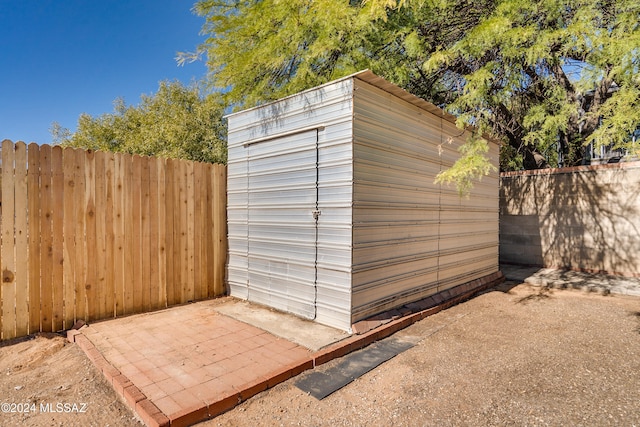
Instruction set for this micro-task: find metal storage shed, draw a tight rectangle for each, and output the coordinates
[226,70,499,332]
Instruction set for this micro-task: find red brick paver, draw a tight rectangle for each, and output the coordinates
[73,300,313,426]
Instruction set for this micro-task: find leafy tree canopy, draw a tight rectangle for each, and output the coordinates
[184,0,639,190]
[53,80,227,164]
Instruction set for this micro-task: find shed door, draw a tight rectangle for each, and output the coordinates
[246,131,319,319]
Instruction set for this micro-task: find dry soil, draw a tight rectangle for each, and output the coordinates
[0,333,141,427]
[1,282,639,427]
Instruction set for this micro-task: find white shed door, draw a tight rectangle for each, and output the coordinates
[246,131,319,319]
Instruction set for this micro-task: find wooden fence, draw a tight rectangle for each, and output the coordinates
[0,140,227,341]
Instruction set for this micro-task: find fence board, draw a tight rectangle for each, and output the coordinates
[156,158,167,309]
[172,159,183,305]
[14,142,29,337]
[104,152,116,317]
[0,141,227,341]
[148,157,161,310]
[52,147,64,331]
[39,145,54,332]
[185,160,195,301]
[113,154,125,316]
[84,150,98,321]
[62,148,77,329]
[28,144,41,333]
[193,163,203,300]
[141,156,151,312]
[94,151,107,320]
[132,156,143,313]
[197,163,208,299]
[205,163,215,297]
[213,165,227,296]
[123,155,135,314]
[1,140,16,339]
[179,160,188,301]
[165,158,178,306]
[74,148,87,321]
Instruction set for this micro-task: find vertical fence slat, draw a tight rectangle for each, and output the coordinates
[84,150,97,321]
[157,158,167,309]
[123,154,135,314]
[14,142,29,337]
[148,157,160,310]
[193,162,203,300]
[199,162,209,299]
[187,161,195,301]
[205,163,215,297]
[198,163,208,299]
[73,148,87,321]
[141,156,151,311]
[94,151,107,320]
[113,153,126,316]
[179,159,188,303]
[39,145,53,332]
[62,147,77,329]
[27,143,41,333]
[51,146,64,331]
[178,158,187,304]
[132,156,143,313]
[172,159,183,305]
[213,165,227,296]
[165,159,177,306]
[175,159,183,302]
[1,141,16,339]
[104,152,116,317]
[192,162,201,301]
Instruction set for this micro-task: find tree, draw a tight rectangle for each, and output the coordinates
[53,81,227,164]
[419,0,640,171]
[183,0,639,190]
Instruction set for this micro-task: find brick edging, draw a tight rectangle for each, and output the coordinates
[67,331,170,427]
[349,270,505,336]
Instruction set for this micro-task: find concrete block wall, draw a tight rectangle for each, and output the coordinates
[500,161,640,276]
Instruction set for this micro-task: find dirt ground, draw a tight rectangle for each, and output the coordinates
[1,281,639,427]
[0,333,141,427]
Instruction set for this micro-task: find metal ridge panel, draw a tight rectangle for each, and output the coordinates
[226,70,500,146]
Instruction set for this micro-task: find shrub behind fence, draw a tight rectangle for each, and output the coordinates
[0,140,227,340]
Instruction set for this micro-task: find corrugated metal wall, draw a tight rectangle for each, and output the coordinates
[226,78,355,329]
[227,71,499,331]
[350,78,499,322]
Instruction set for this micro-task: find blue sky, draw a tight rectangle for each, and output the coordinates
[0,0,208,144]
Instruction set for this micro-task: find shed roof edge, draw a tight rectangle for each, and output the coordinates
[352,70,500,145]
[225,70,501,145]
